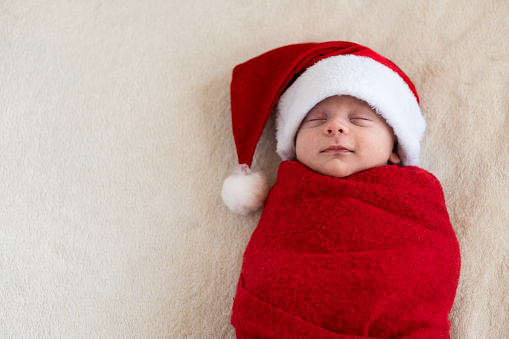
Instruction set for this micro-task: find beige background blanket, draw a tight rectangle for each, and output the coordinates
[1,1,508,338]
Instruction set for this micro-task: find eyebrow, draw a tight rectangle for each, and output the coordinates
[303,110,326,119]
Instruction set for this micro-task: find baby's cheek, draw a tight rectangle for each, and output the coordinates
[294,132,306,156]
[295,139,313,165]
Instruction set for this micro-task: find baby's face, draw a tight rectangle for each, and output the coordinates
[295,95,400,178]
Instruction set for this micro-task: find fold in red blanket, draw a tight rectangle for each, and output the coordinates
[232,161,461,338]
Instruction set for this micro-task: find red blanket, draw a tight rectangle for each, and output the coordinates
[232,161,461,338]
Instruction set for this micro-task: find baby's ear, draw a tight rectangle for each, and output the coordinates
[389,151,401,165]
[389,142,401,165]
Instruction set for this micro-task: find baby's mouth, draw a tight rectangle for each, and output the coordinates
[322,145,352,153]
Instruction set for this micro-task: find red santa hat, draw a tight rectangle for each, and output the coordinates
[222,41,426,215]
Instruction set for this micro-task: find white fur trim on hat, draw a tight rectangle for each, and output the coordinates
[276,55,426,166]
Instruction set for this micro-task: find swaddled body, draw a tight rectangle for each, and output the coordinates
[232,161,461,338]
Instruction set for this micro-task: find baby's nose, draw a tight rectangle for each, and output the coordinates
[325,118,348,134]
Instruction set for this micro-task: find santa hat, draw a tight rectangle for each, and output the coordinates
[222,41,426,215]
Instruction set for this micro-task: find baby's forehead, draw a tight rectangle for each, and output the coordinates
[307,95,379,115]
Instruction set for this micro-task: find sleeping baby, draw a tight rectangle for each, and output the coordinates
[222,41,461,338]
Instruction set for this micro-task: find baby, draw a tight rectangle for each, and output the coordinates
[222,42,461,338]
[294,94,400,179]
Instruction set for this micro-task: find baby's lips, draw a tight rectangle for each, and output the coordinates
[321,145,352,153]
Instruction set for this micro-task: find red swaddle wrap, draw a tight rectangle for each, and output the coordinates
[232,161,461,338]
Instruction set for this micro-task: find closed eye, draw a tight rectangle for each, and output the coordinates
[350,117,372,126]
[303,118,327,127]
[303,112,328,124]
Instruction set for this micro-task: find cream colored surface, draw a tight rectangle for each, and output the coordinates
[1,1,508,338]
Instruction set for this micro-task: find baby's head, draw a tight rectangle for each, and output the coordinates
[294,95,400,178]
[223,41,426,215]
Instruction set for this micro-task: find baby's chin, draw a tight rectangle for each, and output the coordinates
[320,168,360,179]
[303,160,391,178]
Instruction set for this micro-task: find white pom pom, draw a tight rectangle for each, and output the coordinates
[221,164,269,215]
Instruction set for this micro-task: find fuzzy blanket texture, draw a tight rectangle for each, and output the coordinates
[1,1,508,338]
